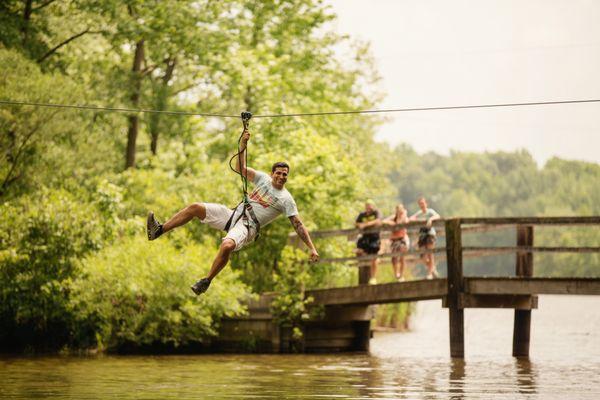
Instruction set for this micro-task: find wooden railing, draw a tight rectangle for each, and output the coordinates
[290,216,600,266]
[445,216,599,357]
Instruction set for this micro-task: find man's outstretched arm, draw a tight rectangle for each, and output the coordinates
[235,129,256,182]
[289,215,319,262]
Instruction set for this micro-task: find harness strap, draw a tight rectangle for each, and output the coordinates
[224,112,261,242]
[223,198,261,240]
[243,195,261,236]
[223,202,242,233]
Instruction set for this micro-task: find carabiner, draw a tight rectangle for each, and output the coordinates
[241,111,252,130]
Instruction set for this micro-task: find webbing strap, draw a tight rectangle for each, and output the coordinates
[223,200,260,241]
[223,111,260,241]
[244,195,261,232]
[223,202,242,233]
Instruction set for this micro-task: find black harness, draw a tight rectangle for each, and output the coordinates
[225,112,260,240]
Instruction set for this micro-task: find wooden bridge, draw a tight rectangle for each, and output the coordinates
[301,216,600,357]
[217,216,599,357]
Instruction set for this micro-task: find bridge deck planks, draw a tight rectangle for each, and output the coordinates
[307,277,600,307]
[465,277,600,295]
[307,279,448,306]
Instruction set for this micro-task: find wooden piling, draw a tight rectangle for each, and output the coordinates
[445,218,464,358]
[513,225,534,357]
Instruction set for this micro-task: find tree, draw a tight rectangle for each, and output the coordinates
[194,0,391,291]
[0,49,89,197]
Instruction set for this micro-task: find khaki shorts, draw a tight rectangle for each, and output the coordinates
[201,203,257,251]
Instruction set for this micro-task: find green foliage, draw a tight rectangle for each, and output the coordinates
[0,188,109,351]
[271,246,323,350]
[390,147,541,216]
[71,234,249,351]
[375,303,412,330]
[0,49,92,197]
[388,148,600,277]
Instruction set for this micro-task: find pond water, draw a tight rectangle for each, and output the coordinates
[1,295,599,399]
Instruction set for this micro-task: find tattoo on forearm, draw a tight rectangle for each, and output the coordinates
[292,218,311,245]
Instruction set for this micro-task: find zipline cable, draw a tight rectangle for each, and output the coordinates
[1,98,599,119]
[0,100,239,118]
[252,98,600,118]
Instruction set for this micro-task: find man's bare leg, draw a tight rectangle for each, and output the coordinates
[425,254,433,274]
[370,257,378,283]
[207,239,236,280]
[420,251,432,279]
[162,203,206,233]
[191,239,236,295]
[428,253,438,277]
[424,244,438,278]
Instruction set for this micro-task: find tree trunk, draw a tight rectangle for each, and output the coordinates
[22,0,33,46]
[125,39,145,169]
[149,57,176,155]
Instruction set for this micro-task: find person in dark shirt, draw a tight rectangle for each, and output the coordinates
[356,199,382,284]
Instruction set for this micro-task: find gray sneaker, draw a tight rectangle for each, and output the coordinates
[147,212,163,241]
[191,278,211,295]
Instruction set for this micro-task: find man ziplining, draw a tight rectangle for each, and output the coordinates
[146,125,319,295]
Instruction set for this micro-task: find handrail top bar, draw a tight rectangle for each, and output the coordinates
[289,216,599,239]
[288,220,446,238]
[460,216,600,225]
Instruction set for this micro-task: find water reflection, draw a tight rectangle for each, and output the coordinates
[0,353,598,399]
[515,358,537,395]
[448,358,465,397]
[355,357,380,398]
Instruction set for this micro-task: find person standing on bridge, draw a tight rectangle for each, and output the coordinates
[356,199,382,284]
[146,129,319,295]
[383,204,410,282]
[410,197,440,279]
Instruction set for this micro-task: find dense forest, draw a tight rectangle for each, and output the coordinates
[1,0,597,352]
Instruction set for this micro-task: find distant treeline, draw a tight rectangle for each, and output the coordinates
[385,146,599,277]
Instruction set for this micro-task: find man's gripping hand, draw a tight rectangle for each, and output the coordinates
[241,129,250,145]
[309,248,320,263]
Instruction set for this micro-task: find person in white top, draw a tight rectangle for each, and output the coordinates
[409,197,441,279]
[146,129,319,295]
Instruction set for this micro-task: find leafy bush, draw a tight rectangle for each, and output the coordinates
[0,188,108,351]
[70,233,250,351]
[271,246,323,351]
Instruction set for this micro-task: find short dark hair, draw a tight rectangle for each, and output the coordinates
[271,161,290,173]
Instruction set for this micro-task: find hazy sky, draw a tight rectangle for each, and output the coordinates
[327,0,600,165]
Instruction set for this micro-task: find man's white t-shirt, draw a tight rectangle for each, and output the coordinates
[233,170,298,227]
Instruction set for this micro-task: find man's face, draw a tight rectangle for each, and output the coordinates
[271,167,289,188]
[418,198,427,210]
[365,203,374,213]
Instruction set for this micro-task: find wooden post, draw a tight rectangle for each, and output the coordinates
[513,225,534,357]
[445,218,464,358]
[358,261,371,285]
